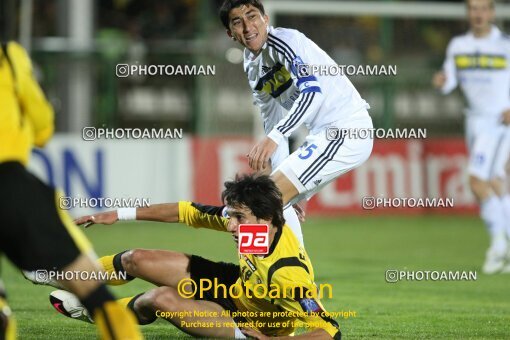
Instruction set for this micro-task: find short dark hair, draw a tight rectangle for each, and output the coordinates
[221,174,285,229]
[465,0,494,9]
[219,0,266,29]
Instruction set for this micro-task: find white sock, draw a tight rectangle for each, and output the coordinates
[234,327,247,339]
[283,206,304,246]
[480,195,507,252]
[498,194,510,240]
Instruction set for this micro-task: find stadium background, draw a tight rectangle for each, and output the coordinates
[2,0,510,339]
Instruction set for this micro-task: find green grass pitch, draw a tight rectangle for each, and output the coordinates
[2,215,510,339]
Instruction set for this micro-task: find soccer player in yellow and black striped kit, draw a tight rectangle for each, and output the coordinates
[70,175,341,339]
[0,41,142,339]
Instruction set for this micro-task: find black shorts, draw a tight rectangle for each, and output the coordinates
[0,162,87,271]
[189,255,247,324]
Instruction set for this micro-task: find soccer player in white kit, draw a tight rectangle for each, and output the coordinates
[433,0,510,274]
[219,0,374,244]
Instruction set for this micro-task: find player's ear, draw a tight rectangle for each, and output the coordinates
[263,14,269,27]
[226,29,236,41]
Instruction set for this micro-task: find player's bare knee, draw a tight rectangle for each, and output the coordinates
[122,249,146,275]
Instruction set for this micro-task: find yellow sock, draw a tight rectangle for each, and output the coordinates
[117,294,156,325]
[98,254,132,286]
[0,297,17,340]
[117,296,135,309]
[94,301,142,340]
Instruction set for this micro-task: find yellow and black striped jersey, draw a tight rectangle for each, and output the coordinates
[178,201,340,338]
[0,41,54,166]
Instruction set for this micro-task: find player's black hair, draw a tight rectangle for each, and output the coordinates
[222,174,285,229]
[219,0,266,29]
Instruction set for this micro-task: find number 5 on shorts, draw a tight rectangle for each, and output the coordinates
[299,144,317,160]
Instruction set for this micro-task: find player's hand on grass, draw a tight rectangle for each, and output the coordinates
[241,327,269,339]
[432,71,446,89]
[501,109,510,125]
[74,211,118,228]
[248,137,277,171]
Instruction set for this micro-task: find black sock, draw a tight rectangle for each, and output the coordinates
[113,250,135,281]
[127,293,157,325]
[81,284,115,316]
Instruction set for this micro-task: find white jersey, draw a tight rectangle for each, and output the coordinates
[441,26,510,117]
[244,26,370,149]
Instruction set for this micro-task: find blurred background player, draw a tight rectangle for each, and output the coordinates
[432,0,510,273]
[0,18,142,340]
[219,0,373,223]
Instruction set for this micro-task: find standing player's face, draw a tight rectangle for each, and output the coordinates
[227,4,269,55]
[467,0,494,35]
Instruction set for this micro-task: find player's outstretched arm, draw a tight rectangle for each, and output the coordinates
[242,327,332,339]
[74,203,179,228]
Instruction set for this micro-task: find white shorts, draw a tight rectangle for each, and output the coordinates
[274,112,373,206]
[466,116,510,181]
[270,137,290,170]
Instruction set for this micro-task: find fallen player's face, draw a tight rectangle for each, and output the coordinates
[228,4,269,54]
[467,0,494,33]
[225,205,268,244]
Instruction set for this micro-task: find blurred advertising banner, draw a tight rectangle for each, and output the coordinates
[192,138,478,215]
[28,135,192,216]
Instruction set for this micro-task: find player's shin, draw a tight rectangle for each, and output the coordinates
[481,196,507,252]
[480,195,507,273]
[99,251,135,285]
[498,194,510,240]
[283,206,304,246]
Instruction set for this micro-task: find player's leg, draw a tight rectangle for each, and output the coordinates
[52,254,143,339]
[282,206,304,245]
[99,249,191,287]
[50,194,142,339]
[0,279,16,340]
[127,286,238,337]
[272,113,373,207]
[488,129,510,273]
[269,139,305,245]
[51,286,241,338]
[272,171,300,206]
[468,129,508,273]
[0,162,141,339]
[53,255,246,338]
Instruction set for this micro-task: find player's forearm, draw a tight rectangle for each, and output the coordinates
[135,203,179,223]
[440,58,457,94]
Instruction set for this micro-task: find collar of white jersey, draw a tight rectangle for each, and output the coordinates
[243,26,275,64]
[468,25,501,40]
